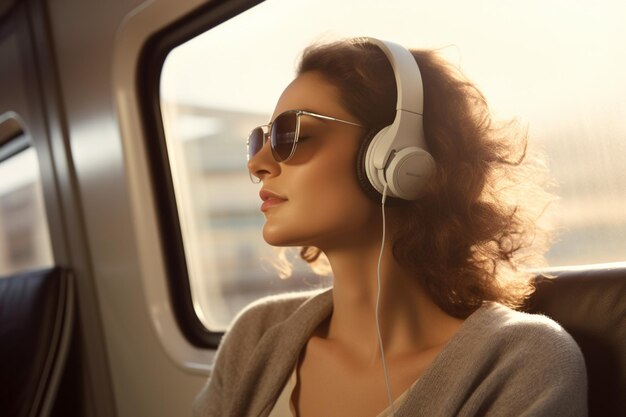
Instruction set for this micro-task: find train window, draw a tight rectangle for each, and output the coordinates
[0,147,54,276]
[158,0,626,331]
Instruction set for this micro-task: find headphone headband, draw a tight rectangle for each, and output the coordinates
[357,37,436,200]
[365,38,424,116]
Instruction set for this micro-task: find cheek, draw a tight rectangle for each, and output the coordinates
[262,145,377,247]
[295,142,368,210]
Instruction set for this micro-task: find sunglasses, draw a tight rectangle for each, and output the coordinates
[246,110,363,163]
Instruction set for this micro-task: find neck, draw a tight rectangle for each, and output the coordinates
[320,239,463,364]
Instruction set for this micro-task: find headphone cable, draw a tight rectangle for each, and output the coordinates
[376,182,396,416]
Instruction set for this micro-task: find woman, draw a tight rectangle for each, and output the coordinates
[193,37,587,417]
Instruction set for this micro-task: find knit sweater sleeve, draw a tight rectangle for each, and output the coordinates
[400,303,588,417]
[477,317,587,416]
[192,291,319,417]
[191,301,264,417]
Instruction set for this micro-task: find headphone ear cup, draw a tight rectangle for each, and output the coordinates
[386,146,436,200]
[356,129,381,202]
[356,129,403,204]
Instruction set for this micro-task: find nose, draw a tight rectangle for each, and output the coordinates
[247,140,280,183]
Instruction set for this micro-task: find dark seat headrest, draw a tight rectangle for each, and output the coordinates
[0,267,74,417]
[526,266,626,417]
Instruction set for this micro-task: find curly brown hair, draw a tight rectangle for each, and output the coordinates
[292,38,554,318]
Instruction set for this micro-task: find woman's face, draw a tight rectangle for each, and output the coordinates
[248,71,381,250]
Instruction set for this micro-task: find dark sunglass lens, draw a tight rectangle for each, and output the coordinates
[271,112,298,161]
[247,128,264,160]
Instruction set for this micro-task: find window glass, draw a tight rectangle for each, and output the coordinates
[0,147,54,276]
[160,0,626,330]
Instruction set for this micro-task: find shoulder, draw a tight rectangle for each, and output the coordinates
[214,287,331,367]
[194,288,330,415]
[474,302,585,365]
[465,303,587,406]
[465,302,586,376]
[432,302,588,415]
[225,288,327,340]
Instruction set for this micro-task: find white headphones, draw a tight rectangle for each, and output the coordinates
[357,38,436,201]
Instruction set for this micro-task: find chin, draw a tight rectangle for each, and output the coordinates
[262,224,298,247]
[261,222,321,248]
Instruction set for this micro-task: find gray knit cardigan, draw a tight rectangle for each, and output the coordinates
[193,289,587,417]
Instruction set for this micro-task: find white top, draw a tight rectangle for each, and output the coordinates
[268,366,417,417]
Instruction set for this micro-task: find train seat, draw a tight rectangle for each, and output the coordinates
[527,266,626,417]
[0,267,74,417]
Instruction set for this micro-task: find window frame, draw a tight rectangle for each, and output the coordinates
[0,112,28,163]
[136,0,265,348]
[0,112,56,277]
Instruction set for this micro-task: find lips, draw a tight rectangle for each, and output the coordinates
[259,189,287,212]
